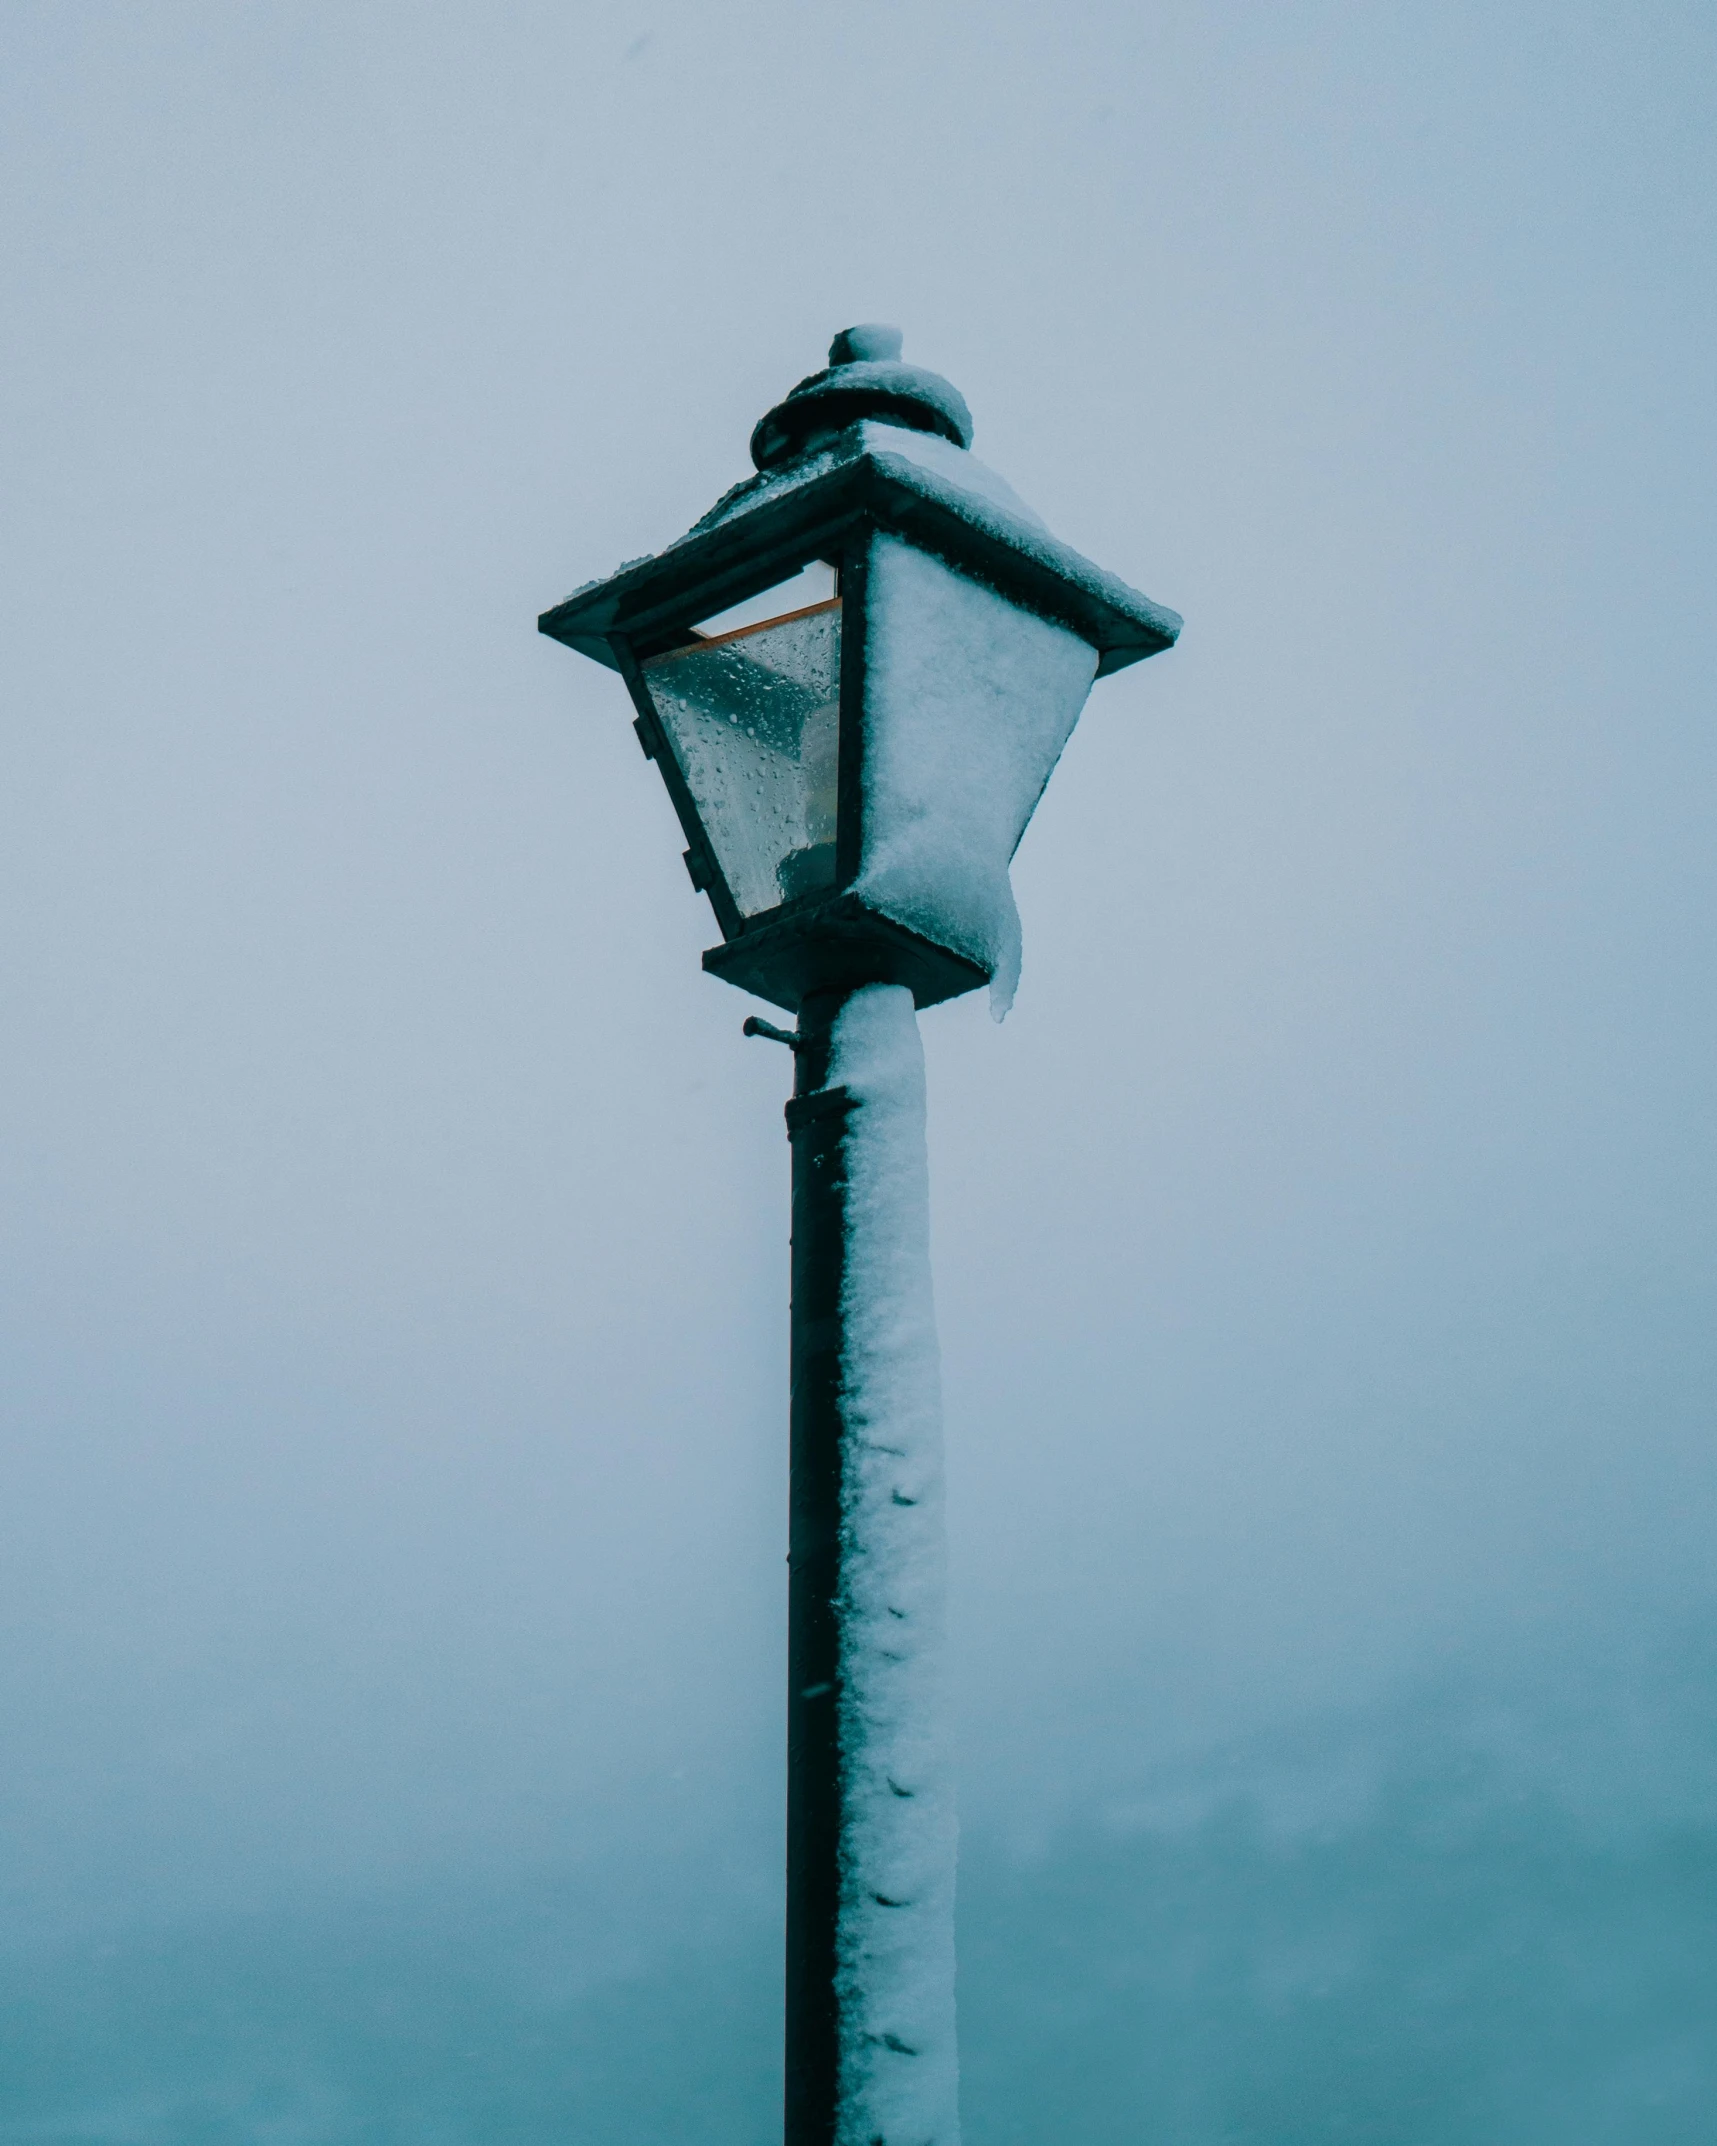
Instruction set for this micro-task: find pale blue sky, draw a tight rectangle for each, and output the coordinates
[1,0,1713,1958]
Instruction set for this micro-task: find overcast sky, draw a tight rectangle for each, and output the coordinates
[1,0,1713,1955]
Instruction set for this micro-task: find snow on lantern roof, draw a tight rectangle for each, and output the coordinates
[538,331,1181,681]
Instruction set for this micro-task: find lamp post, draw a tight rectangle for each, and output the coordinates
[540,327,1179,2146]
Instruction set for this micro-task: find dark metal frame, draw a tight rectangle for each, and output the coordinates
[539,438,1181,1015]
[538,399,1182,2146]
[538,442,1178,675]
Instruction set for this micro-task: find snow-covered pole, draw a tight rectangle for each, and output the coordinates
[785,981,958,2146]
[537,323,1179,2146]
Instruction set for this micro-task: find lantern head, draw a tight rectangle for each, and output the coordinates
[539,327,1181,1016]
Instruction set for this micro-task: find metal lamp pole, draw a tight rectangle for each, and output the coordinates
[780,981,954,2145]
[783,986,864,2141]
[538,327,1180,2146]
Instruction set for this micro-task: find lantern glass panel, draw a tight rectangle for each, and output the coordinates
[642,599,841,918]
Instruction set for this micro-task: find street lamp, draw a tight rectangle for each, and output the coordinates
[540,326,1180,2146]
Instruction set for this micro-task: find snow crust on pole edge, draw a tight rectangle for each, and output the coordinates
[828,984,961,2146]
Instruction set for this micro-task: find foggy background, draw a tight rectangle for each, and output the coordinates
[2,3,1713,2138]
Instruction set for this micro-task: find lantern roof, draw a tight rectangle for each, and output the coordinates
[539,333,1181,680]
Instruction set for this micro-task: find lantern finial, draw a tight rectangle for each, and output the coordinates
[828,323,903,365]
[750,328,973,472]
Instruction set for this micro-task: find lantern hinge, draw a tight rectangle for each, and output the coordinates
[683,847,712,893]
[633,715,656,760]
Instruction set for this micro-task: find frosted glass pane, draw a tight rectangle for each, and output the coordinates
[643,601,841,919]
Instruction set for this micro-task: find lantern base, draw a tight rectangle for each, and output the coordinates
[702,895,988,1015]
